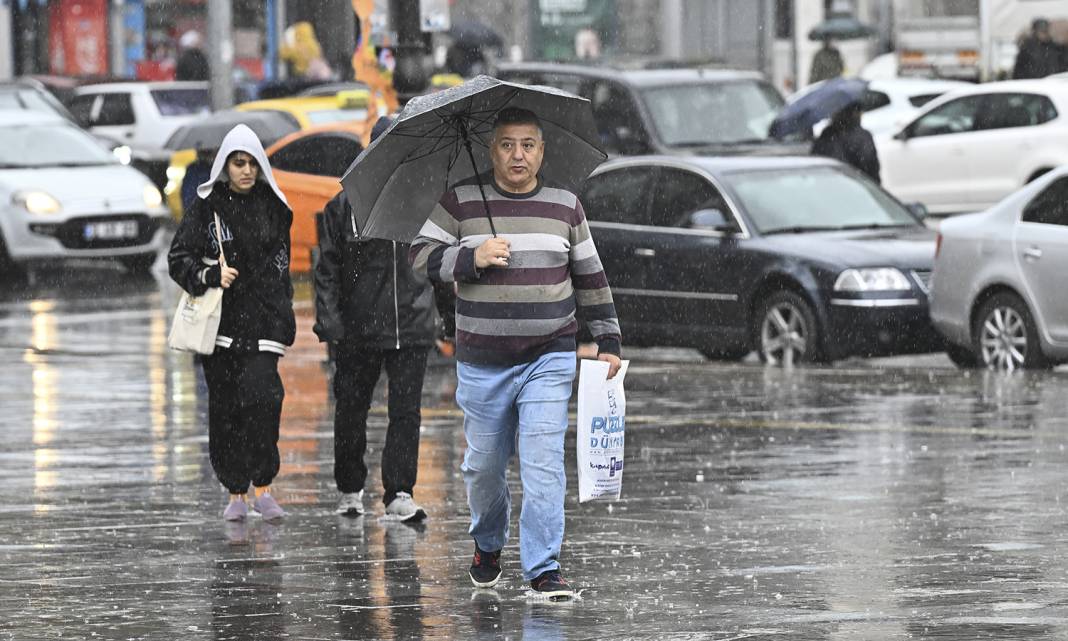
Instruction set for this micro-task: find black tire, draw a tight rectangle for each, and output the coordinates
[120,252,159,275]
[944,342,979,369]
[972,292,1048,371]
[753,290,823,366]
[698,346,750,361]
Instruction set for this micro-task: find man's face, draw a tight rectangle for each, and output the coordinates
[490,122,544,193]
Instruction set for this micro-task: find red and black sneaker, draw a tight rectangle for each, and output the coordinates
[469,545,502,588]
[530,569,575,600]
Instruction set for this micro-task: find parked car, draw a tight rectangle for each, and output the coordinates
[877,80,1068,215]
[580,155,940,364]
[793,77,971,136]
[0,111,169,275]
[930,166,1068,371]
[235,91,370,128]
[496,62,805,157]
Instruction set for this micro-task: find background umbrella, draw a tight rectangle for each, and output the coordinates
[768,77,867,139]
[340,74,606,243]
[164,110,299,151]
[808,15,877,41]
[448,19,504,49]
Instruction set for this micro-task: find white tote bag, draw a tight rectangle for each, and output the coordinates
[576,358,630,503]
[168,213,226,355]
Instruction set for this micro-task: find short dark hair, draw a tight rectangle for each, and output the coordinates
[493,107,542,136]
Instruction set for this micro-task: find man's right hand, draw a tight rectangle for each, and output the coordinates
[474,237,511,269]
[220,265,239,288]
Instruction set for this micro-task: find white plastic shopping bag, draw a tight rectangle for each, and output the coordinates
[576,358,630,503]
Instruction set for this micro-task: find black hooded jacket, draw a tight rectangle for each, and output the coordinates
[169,181,296,351]
[812,119,881,184]
[313,191,450,349]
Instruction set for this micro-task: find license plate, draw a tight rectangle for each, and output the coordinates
[84,220,138,240]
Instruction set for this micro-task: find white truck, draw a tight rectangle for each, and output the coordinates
[895,0,1068,81]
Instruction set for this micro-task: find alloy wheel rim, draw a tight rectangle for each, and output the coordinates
[979,306,1027,372]
[761,303,807,367]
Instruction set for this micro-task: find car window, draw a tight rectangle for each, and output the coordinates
[973,93,1057,131]
[67,94,98,126]
[909,95,984,137]
[649,168,730,228]
[860,90,891,112]
[579,81,646,155]
[1022,176,1068,226]
[581,166,658,225]
[640,80,784,146]
[305,108,368,125]
[908,93,944,108]
[271,134,363,177]
[96,93,135,126]
[150,88,210,116]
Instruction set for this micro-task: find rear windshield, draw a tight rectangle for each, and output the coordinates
[151,89,211,116]
[640,80,785,146]
[306,108,369,125]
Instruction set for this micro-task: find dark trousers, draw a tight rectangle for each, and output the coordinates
[333,343,428,504]
[201,349,284,494]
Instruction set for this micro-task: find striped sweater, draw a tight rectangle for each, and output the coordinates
[410,175,621,366]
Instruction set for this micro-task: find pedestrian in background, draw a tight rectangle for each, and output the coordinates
[410,107,622,599]
[314,117,436,523]
[1013,18,1067,79]
[175,30,209,82]
[809,36,844,84]
[812,101,881,184]
[168,125,295,522]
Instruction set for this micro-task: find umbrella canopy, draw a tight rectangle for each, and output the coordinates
[448,19,504,49]
[808,15,877,41]
[340,74,606,243]
[768,77,867,139]
[164,109,299,151]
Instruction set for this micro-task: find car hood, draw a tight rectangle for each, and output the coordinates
[685,140,810,157]
[0,165,152,212]
[760,226,937,269]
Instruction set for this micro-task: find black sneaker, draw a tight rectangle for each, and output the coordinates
[530,569,575,600]
[469,545,502,588]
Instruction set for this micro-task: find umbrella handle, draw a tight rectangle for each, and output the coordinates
[459,121,497,238]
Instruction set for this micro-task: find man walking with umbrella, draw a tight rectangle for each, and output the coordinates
[409,106,622,599]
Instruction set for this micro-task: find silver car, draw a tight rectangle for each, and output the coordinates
[930,166,1068,371]
[0,110,170,274]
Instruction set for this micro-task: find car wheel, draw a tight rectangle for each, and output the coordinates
[120,252,158,275]
[754,291,822,366]
[944,342,979,369]
[698,346,750,362]
[973,292,1048,372]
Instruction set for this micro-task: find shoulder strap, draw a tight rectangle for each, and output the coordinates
[213,212,227,267]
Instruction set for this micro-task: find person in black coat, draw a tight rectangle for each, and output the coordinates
[1013,18,1067,80]
[812,102,881,184]
[168,124,295,523]
[314,117,447,522]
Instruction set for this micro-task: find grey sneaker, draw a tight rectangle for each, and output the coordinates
[252,492,285,521]
[335,490,365,516]
[383,491,427,523]
[223,496,247,521]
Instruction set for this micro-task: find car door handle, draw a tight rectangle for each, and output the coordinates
[1023,246,1042,260]
[634,248,656,258]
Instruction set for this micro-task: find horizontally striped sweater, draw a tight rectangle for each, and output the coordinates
[410,175,621,366]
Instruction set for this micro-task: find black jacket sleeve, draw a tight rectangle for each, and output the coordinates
[313,192,347,342]
[168,200,215,296]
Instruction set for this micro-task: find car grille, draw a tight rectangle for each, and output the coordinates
[44,214,160,250]
[911,269,932,293]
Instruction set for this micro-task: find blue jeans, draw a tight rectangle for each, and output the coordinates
[456,351,576,581]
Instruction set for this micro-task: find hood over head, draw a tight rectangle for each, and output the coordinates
[197,124,288,206]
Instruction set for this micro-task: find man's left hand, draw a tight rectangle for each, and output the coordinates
[598,352,622,379]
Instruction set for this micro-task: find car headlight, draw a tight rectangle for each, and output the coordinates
[143,184,164,209]
[112,145,133,165]
[834,268,912,292]
[12,190,62,215]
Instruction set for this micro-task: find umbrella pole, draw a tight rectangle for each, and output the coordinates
[459,122,497,238]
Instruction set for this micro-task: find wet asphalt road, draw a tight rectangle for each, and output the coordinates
[3,265,1068,640]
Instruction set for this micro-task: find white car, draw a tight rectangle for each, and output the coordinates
[67,81,210,151]
[929,166,1068,371]
[877,80,1068,216]
[0,111,170,274]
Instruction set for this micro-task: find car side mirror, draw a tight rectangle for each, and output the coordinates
[893,127,911,141]
[690,208,735,232]
[906,202,928,220]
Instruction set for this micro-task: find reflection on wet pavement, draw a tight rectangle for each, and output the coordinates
[2,270,1068,639]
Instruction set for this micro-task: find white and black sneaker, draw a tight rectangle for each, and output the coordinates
[383,491,427,523]
[335,490,365,516]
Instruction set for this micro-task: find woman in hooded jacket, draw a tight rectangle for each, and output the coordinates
[168,124,295,522]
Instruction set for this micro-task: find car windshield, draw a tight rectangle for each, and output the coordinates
[306,108,369,125]
[728,166,917,234]
[640,80,784,146]
[151,88,211,116]
[0,88,61,114]
[0,123,117,168]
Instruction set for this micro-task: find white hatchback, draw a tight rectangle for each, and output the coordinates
[877,80,1068,216]
[930,166,1068,371]
[0,111,170,274]
[67,81,210,152]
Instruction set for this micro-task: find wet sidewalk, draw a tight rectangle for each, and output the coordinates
[4,272,1068,640]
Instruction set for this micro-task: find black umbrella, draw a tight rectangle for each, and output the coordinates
[164,110,299,151]
[339,75,606,243]
[808,14,877,41]
[448,19,504,49]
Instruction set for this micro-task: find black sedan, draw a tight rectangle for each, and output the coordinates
[580,156,940,364]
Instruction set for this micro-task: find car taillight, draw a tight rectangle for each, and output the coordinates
[934,233,943,259]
